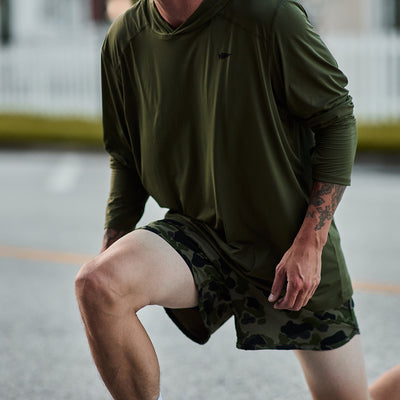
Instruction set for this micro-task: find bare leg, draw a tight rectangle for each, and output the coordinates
[369,364,400,400]
[75,229,198,400]
[294,335,371,400]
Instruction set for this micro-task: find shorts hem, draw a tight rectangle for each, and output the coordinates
[236,328,360,351]
[164,307,210,345]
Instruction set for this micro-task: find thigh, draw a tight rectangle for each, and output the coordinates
[294,335,371,400]
[83,228,198,310]
[140,220,234,345]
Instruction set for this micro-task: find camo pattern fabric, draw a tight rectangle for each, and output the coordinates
[140,217,360,351]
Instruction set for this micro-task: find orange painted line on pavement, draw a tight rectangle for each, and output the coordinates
[1,245,400,295]
[352,281,400,295]
[0,245,93,265]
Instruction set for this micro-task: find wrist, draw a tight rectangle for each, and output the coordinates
[101,228,128,252]
[294,224,327,252]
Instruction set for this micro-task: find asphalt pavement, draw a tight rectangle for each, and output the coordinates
[1,148,400,400]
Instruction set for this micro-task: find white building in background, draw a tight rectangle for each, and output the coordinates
[301,0,400,34]
[1,0,399,121]
[8,0,112,45]
[7,0,129,43]
[10,0,90,42]
[0,0,111,116]
[299,0,400,123]
[9,0,399,41]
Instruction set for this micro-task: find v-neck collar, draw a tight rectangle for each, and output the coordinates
[148,0,230,38]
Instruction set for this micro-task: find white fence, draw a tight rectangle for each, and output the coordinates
[0,43,102,117]
[0,34,400,122]
[326,33,400,123]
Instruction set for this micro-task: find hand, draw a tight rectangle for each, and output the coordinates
[101,228,128,253]
[268,242,321,311]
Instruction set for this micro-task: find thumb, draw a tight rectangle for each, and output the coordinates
[268,268,286,302]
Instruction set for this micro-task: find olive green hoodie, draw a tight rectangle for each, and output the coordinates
[101,0,357,310]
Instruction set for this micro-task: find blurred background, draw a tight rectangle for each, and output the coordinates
[0,0,131,145]
[0,1,399,400]
[0,0,399,146]
[303,0,400,146]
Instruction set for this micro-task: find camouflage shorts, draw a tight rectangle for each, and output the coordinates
[140,217,360,351]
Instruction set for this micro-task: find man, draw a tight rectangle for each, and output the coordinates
[75,1,400,399]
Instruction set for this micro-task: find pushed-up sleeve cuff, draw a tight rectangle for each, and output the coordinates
[105,157,149,231]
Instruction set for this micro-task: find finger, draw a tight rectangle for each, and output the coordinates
[268,269,286,303]
[274,280,299,310]
[290,291,308,312]
[301,284,318,309]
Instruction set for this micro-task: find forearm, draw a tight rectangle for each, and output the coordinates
[102,163,148,253]
[105,164,149,230]
[269,180,346,309]
[294,181,346,251]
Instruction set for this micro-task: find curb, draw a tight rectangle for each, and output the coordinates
[0,114,399,151]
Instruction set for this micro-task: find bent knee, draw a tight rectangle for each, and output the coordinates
[75,259,113,309]
[75,255,149,314]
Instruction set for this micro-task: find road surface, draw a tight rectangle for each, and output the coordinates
[1,149,399,400]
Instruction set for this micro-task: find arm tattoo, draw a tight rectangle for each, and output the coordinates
[310,182,334,207]
[102,228,128,250]
[314,205,333,231]
[308,183,346,231]
[306,210,315,219]
[332,185,346,211]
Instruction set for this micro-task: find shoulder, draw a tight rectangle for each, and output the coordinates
[275,0,309,30]
[219,0,307,39]
[226,0,281,20]
[272,1,312,39]
[102,0,149,63]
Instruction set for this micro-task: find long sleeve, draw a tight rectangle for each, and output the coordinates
[270,0,357,186]
[101,46,149,230]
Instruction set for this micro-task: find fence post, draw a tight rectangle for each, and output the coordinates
[0,0,11,45]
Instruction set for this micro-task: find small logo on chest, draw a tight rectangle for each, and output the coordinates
[218,52,232,60]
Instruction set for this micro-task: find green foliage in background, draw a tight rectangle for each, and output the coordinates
[0,114,399,151]
[356,123,400,151]
[0,114,103,147]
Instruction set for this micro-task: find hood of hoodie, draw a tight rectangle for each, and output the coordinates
[147,0,231,37]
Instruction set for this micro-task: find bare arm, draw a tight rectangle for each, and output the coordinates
[299,181,345,248]
[268,181,346,311]
[100,228,130,253]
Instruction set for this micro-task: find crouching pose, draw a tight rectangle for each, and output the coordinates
[75,0,400,399]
